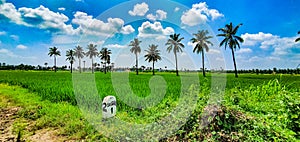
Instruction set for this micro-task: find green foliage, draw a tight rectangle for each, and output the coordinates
[0,71,299,141]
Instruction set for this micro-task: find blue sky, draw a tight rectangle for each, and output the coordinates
[0,0,299,70]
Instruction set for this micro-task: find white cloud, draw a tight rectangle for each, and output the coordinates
[10,35,19,41]
[121,25,135,34]
[0,31,6,35]
[72,11,134,36]
[241,32,299,56]
[241,32,276,47]
[0,3,76,34]
[187,41,196,47]
[249,56,260,62]
[236,48,252,54]
[128,2,149,16]
[19,5,75,34]
[16,44,27,49]
[206,49,221,54]
[104,44,126,49]
[0,48,15,57]
[146,10,167,21]
[138,21,174,39]
[0,2,24,25]
[58,7,65,11]
[181,2,223,26]
[174,7,180,12]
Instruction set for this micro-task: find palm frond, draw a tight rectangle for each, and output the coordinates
[232,23,243,34]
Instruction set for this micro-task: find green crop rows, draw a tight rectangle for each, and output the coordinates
[0,70,299,141]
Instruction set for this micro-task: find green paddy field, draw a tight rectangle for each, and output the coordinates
[0,71,299,141]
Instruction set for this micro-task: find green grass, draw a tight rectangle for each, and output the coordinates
[0,70,299,141]
[0,84,107,141]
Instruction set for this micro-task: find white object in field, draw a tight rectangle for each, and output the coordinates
[102,96,117,118]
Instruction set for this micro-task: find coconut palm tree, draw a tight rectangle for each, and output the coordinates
[129,38,142,75]
[217,22,244,78]
[165,33,185,76]
[99,47,112,74]
[191,30,213,77]
[48,46,61,72]
[296,31,300,42]
[144,44,161,75]
[66,49,75,73]
[74,45,85,73]
[85,43,98,73]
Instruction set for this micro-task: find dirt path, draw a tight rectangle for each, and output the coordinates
[0,107,21,142]
[0,94,68,142]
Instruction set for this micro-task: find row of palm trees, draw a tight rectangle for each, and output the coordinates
[129,22,244,78]
[48,22,244,77]
[48,22,300,78]
[48,44,111,74]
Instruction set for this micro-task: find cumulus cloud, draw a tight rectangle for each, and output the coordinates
[146,10,167,21]
[236,48,252,54]
[138,21,174,39]
[121,25,135,34]
[16,44,27,49]
[72,11,134,36]
[128,2,149,16]
[181,2,223,26]
[0,3,76,34]
[241,32,300,56]
[0,2,24,25]
[241,32,276,47]
[19,5,76,34]
[104,44,126,49]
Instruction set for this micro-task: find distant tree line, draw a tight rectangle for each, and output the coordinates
[1,62,299,75]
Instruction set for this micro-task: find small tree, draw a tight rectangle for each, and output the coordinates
[217,22,244,78]
[165,33,185,76]
[48,47,61,72]
[99,48,112,74]
[191,30,213,77]
[144,44,161,75]
[129,38,142,75]
[74,45,85,73]
[66,49,75,73]
[86,44,98,73]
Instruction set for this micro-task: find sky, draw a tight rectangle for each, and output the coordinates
[0,0,299,70]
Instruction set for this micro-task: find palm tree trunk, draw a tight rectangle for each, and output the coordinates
[175,52,179,76]
[152,61,155,75]
[202,52,206,77]
[92,58,94,74]
[231,48,238,78]
[79,58,81,73]
[71,63,73,73]
[104,62,107,74]
[136,54,138,75]
[54,56,56,72]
